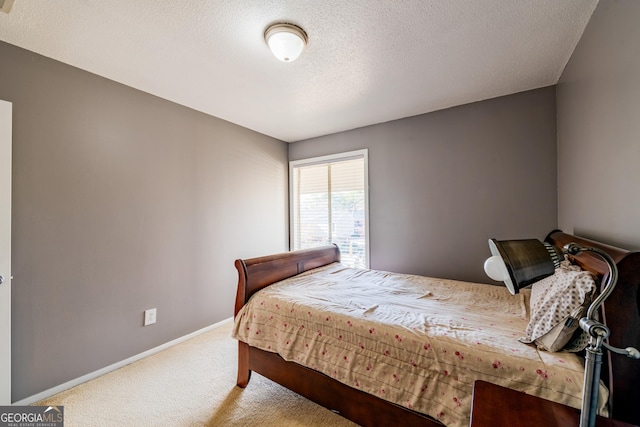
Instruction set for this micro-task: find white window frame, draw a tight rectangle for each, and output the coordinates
[289,149,370,268]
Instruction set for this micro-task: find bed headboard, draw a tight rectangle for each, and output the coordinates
[545,230,640,425]
[234,244,340,316]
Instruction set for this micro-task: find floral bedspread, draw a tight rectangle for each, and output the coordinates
[232,263,607,427]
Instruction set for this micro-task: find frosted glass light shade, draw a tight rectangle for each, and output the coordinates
[484,255,510,282]
[265,23,308,62]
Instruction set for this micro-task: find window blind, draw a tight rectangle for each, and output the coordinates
[290,150,368,268]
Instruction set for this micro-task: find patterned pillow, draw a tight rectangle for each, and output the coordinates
[519,260,597,352]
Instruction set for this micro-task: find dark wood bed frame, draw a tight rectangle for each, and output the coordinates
[233,230,640,426]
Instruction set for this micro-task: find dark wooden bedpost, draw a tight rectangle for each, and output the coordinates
[234,259,249,317]
[234,259,251,387]
[236,341,251,388]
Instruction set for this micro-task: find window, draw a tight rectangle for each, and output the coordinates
[290,149,369,268]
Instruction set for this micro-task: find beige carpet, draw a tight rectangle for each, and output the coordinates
[37,322,358,427]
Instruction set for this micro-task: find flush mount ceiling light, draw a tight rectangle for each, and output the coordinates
[264,23,308,62]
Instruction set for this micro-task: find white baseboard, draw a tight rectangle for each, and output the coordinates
[14,317,233,406]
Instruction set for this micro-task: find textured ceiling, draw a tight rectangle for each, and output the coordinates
[0,0,597,142]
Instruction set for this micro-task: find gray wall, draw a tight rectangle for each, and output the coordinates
[290,87,558,283]
[557,0,640,250]
[0,41,288,401]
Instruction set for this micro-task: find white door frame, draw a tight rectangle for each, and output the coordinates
[0,100,12,405]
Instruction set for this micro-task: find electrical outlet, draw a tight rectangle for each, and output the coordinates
[144,308,157,326]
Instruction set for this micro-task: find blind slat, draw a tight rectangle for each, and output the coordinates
[291,154,367,268]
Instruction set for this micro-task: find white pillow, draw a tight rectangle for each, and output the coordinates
[519,260,597,352]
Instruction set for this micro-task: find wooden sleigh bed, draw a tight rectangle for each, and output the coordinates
[233,230,640,426]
